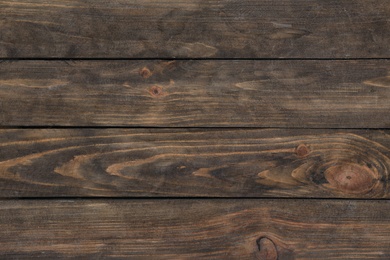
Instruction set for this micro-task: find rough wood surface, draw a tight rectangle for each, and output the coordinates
[1,60,389,127]
[1,0,389,58]
[3,1,389,257]
[0,128,389,198]
[1,199,390,259]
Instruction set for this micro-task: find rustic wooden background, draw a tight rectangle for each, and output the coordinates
[1,0,390,258]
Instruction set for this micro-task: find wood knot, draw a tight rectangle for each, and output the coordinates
[324,163,379,194]
[257,134,388,198]
[139,67,152,79]
[149,85,164,97]
[295,144,310,158]
[256,237,278,260]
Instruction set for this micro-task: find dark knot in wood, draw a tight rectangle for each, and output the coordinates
[295,144,310,158]
[149,85,164,97]
[257,134,388,198]
[256,237,278,260]
[139,67,153,79]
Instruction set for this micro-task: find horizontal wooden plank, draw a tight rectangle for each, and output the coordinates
[1,60,389,127]
[0,0,389,58]
[0,128,389,198]
[1,199,390,258]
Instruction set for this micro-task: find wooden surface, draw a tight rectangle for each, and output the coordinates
[0,128,389,198]
[1,60,389,127]
[1,199,390,259]
[2,0,390,258]
[0,0,389,58]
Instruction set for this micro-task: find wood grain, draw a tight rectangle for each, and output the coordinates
[1,199,390,259]
[1,60,389,127]
[0,0,389,58]
[0,128,389,198]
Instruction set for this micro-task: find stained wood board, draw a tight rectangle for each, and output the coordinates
[1,0,389,58]
[0,128,388,198]
[1,199,390,259]
[0,60,389,127]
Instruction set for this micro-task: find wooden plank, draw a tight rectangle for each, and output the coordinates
[0,60,389,127]
[0,0,389,58]
[0,128,389,198]
[1,199,390,258]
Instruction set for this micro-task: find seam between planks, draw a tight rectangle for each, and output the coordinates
[1,58,390,61]
[3,197,390,201]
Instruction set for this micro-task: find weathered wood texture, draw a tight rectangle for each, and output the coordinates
[1,0,389,58]
[3,0,389,257]
[1,128,389,198]
[1,60,389,127]
[1,199,390,259]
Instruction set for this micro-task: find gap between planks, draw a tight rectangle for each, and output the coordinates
[1,58,390,62]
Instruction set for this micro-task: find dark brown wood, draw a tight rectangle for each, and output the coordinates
[1,60,389,127]
[0,128,389,198]
[2,0,389,257]
[1,0,389,58]
[1,199,390,258]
